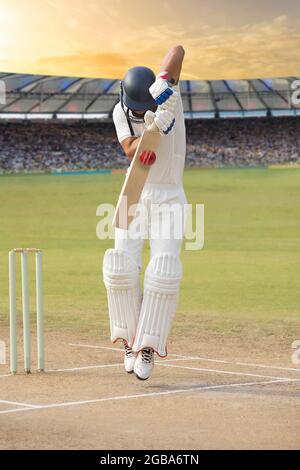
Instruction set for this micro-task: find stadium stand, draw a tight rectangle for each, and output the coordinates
[0,73,299,171]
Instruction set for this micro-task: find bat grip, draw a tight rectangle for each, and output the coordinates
[148,121,159,132]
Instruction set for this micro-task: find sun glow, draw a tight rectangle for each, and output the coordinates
[0,0,299,79]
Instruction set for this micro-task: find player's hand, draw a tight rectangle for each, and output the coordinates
[145,109,175,136]
[149,72,178,111]
[144,110,156,129]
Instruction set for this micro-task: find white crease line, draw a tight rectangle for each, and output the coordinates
[1,360,297,382]
[0,364,123,377]
[46,358,192,373]
[69,343,299,372]
[69,343,123,353]
[47,363,123,373]
[0,378,290,416]
[156,363,300,382]
[69,343,231,362]
[68,343,197,360]
[0,365,123,377]
[236,362,300,373]
[0,399,37,408]
[42,360,299,380]
[1,348,298,381]
[171,354,230,363]
[0,358,189,378]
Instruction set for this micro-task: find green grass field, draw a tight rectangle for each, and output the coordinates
[0,168,299,342]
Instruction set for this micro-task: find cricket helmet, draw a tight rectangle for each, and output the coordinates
[120,66,157,112]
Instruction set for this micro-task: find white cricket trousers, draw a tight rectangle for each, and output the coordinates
[114,183,187,268]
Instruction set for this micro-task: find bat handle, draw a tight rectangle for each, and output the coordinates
[148,121,159,133]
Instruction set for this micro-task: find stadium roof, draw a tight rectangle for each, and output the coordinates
[0,72,299,120]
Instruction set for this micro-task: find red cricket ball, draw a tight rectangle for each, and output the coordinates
[139,150,156,166]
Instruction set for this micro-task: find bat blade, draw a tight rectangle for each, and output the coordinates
[113,125,160,230]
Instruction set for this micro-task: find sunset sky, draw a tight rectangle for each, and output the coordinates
[0,0,300,79]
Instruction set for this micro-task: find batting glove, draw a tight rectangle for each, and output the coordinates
[144,109,175,136]
[149,72,178,111]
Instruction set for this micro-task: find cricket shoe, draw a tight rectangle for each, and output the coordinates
[123,340,137,374]
[134,348,154,381]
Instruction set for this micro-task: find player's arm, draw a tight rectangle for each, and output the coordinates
[113,103,142,160]
[149,45,185,109]
[120,136,141,160]
[160,45,185,85]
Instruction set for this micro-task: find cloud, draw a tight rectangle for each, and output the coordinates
[180,15,300,79]
[23,15,300,79]
[36,51,130,77]
[1,3,300,80]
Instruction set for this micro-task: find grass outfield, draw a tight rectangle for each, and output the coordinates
[0,168,299,341]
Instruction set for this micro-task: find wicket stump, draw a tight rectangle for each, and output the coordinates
[9,248,45,374]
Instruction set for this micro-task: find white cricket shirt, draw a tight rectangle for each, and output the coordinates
[112,84,186,186]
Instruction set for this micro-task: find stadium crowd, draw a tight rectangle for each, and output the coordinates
[0,117,299,172]
[186,117,300,167]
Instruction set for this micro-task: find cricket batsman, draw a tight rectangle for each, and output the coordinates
[103,45,187,380]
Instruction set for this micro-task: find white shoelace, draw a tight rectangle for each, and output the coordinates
[142,348,154,364]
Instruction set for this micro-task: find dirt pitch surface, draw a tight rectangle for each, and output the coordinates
[0,332,300,450]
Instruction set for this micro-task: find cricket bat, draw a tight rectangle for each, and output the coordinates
[113,122,160,230]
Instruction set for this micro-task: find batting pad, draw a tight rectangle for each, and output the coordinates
[103,249,141,347]
[132,253,182,357]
